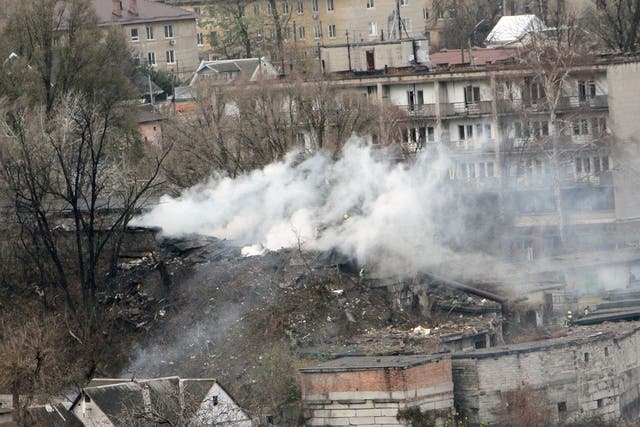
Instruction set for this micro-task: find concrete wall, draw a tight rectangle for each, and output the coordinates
[607,62,640,222]
[302,358,454,426]
[452,326,640,426]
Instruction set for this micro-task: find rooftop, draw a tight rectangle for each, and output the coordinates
[453,321,640,359]
[429,47,519,68]
[299,354,448,373]
[485,14,546,45]
[91,0,197,26]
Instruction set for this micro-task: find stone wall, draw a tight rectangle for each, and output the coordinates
[301,356,454,426]
[452,326,640,426]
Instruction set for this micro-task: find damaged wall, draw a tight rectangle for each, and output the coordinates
[300,355,453,426]
[452,325,640,425]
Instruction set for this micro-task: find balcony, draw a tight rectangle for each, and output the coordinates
[401,103,437,118]
[440,101,493,117]
[557,95,608,112]
[497,95,608,115]
[445,138,496,153]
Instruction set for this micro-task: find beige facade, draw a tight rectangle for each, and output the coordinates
[92,0,200,79]
[125,19,201,78]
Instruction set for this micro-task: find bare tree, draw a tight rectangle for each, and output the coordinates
[430,0,503,49]
[584,0,640,53]
[498,11,596,250]
[0,316,68,425]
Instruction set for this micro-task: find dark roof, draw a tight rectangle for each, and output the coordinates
[300,354,448,373]
[27,404,83,426]
[91,0,197,26]
[84,382,145,425]
[137,108,166,124]
[430,47,519,68]
[75,377,220,425]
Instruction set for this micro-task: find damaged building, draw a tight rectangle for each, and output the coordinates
[302,322,640,426]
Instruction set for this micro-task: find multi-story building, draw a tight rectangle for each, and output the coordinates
[160,0,435,60]
[92,0,200,78]
[319,48,640,261]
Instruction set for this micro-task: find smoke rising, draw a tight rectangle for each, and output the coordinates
[134,139,467,278]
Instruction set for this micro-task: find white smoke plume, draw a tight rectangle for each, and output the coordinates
[134,138,465,278]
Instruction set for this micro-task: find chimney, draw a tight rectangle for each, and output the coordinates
[129,0,138,16]
[112,0,122,17]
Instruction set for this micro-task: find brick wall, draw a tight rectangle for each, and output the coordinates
[302,358,454,426]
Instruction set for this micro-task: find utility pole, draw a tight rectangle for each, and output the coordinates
[396,0,402,40]
[346,30,352,71]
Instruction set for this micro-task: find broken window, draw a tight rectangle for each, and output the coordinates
[605,347,609,356]
[597,398,603,408]
[212,395,219,406]
[558,401,567,412]
[584,352,589,362]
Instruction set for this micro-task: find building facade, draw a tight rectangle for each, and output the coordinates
[92,0,200,79]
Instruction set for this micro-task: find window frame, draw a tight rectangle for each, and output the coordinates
[130,28,139,42]
[146,26,154,40]
[147,51,156,66]
[164,24,174,39]
[328,24,336,38]
[166,49,176,64]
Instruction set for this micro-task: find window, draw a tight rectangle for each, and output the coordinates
[423,7,429,19]
[605,347,609,356]
[211,396,218,406]
[147,51,156,66]
[313,25,322,39]
[328,24,336,38]
[400,0,408,5]
[401,18,412,32]
[368,21,378,36]
[253,3,260,14]
[267,2,274,15]
[584,352,589,362]
[297,25,305,39]
[558,402,567,412]
[327,0,334,11]
[487,162,495,177]
[166,50,175,64]
[130,28,139,42]
[146,26,154,40]
[312,0,318,12]
[196,32,204,46]
[573,119,589,136]
[578,80,596,101]
[465,85,481,104]
[282,1,289,13]
[297,0,303,13]
[164,24,174,38]
[597,398,603,408]
[597,0,606,9]
[367,0,374,8]
[193,6,200,14]
[209,31,218,45]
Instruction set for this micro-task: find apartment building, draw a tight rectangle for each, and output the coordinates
[160,0,435,60]
[93,0,200,78]
[321,49,639,260]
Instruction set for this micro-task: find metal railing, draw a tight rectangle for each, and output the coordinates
[401,103,437,117]
[497,95,608,114]
[440,101,493,117]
